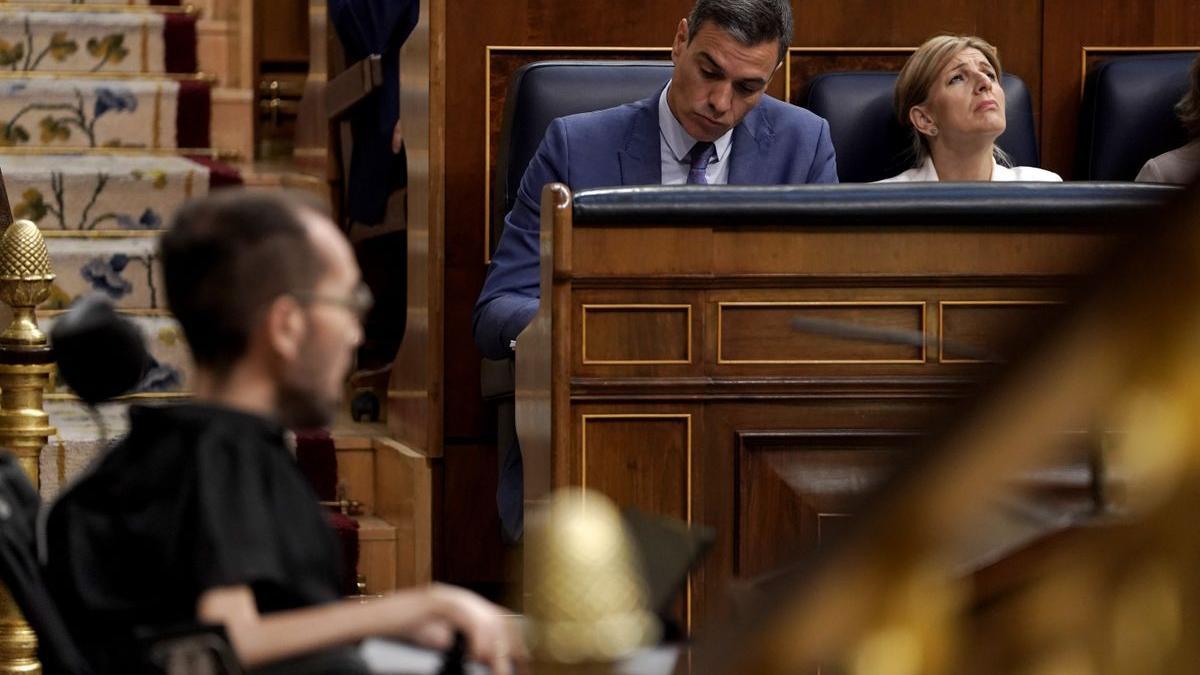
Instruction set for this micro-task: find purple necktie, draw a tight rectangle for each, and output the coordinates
[686,141,717,185]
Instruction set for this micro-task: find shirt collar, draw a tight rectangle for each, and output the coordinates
[919,156,1006,181]
[658,82,733,164]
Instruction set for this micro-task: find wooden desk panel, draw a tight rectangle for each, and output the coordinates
[517,184,1142,627]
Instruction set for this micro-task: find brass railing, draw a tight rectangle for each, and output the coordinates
[0,169,57,673]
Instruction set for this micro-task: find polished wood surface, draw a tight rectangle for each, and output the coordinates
[294,0,333,176]
[374,437,437,586]
[388,0,445,459]
[256,0,309,66]
[516,183,1127,625]
[735,431,912,579]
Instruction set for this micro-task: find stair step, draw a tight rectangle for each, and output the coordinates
[0,77,210,149]
[45,237,164,311]
[2,2,178,7]
[2,153,208,232]
[0,10,166,75]
[0,6,197,74]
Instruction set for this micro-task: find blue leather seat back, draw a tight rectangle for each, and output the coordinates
[1077,52,1196,180]
[806,71,1038,183]
[491,60,674,253]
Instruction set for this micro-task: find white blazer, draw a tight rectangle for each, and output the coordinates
[877,157,1062,182]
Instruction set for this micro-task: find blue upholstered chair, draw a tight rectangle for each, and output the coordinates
[1076,52,1197,180]
[490,60,674,252]
[485,60,673,541]
[804,71,1039,183]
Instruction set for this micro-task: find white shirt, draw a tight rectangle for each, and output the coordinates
[658,83,733,185]
[876,157,1062,182]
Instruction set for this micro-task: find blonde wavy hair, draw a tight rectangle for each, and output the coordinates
[894,35,1009,167]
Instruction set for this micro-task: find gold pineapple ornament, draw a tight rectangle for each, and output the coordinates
[525,488,659,664]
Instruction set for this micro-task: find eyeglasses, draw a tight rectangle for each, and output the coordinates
[292,283,375,321]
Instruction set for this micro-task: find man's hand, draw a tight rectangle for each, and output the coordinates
[423,584,527,675]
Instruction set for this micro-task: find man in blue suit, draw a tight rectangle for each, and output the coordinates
[475,0,837,360]
[476,0,837,540]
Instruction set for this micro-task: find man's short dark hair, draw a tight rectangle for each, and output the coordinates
[687,0,793,64]
[160,189,327,376]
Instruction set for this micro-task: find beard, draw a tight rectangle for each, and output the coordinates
[276,337,343,429]
[276,377,338,429]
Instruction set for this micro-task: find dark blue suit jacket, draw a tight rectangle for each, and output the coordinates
[473,89,838,358]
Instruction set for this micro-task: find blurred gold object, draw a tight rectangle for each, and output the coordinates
[0,589,37,675]
[848,558,963,675]
[0,218,57,674]
[525,488,659,663]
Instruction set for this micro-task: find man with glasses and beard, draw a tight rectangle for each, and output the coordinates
[45,190,522,674]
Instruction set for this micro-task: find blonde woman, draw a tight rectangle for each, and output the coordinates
[879,35,1060,182]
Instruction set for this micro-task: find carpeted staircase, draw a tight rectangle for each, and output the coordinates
[0,1,216,494]
[6,3,366,596]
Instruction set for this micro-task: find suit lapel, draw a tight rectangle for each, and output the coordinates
[618,92,663,186]
[728,104,772,184]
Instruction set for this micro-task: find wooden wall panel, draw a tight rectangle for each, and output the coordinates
[1041,0,1200,176]
[734,431,912,578]
[938,300,1062,363]
[256,0,309,65]
[578,414,691,521]
[718,302,925,364]
[580,304,692,365]
[787,48,913,105]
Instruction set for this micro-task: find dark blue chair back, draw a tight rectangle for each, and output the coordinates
[1076,52,1197,180]
[491,60,673,253]
[805,71,1039,183]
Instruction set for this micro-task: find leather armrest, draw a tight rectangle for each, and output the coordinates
[325,54,384,120]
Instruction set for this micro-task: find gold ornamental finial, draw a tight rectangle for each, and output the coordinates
[0,219,54,347]
[525,488,659,664]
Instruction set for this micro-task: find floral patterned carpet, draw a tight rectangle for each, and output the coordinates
[0,0,215,495]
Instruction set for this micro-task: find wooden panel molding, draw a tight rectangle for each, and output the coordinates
[579,413,692,522]
[939,300,1063,364]
[785,46,914,105]
[717,301,926,365]
[1080,45,1200,96]
[581,303,693,365]
[734,430,917,579]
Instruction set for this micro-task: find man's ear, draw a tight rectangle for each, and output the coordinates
[909,105,937,137]
[764,58,783,86]
[264,295,305,362]
[671,18,688,63]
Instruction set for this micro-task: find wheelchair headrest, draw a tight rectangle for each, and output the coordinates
[50,295,149,405]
